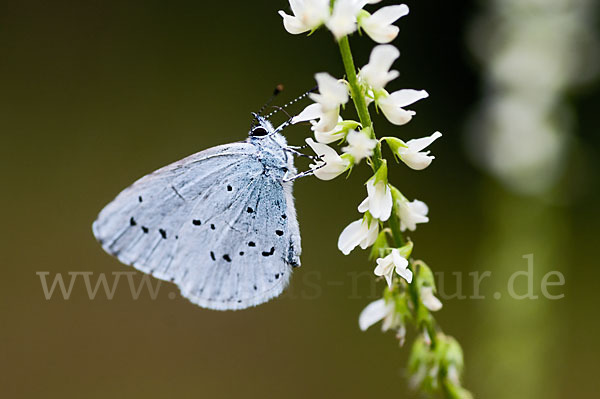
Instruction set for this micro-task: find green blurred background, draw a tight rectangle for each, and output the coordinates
[2,1,599,398]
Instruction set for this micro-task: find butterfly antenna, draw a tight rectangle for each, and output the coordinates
[268,105,292,120]
[257,84,285,117]
[264,86,317,119]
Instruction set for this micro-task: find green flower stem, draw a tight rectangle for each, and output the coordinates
[338,35,454,387]
[338,36,382,171]
[339,34,435,320]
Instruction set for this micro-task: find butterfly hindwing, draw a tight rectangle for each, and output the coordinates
[92,141,301,310]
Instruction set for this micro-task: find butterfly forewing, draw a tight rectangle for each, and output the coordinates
[93,141,301,310]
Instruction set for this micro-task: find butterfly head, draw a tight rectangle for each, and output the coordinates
[249,113,275,138]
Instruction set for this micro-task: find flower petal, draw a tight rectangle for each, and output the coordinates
[358,197,369,213]
[359,219,379,249]
[338,219,364,255]
[306,138,349,180]
[358,299,389,331]
[367,180,392,221]
[405,131,443,152]
[278,11,310,35]
[370,4,409,26]
[400,151,434,171]
[379,100,416,125]
[359,44,400,89]
[292,103,323,124]
[310,72,348,110]
[421,286,442,311]
[388,89,429,108]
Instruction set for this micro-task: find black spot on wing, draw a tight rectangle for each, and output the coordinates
[141,226,149,233]
[248,241,256,247]
[138,196,143,203]
[159,229,167,239]
[223,254,231,262]
[262,247,275,257]
[130,217,137,226]
[247,207,254,213]
[210,251,216,261]
[276,230,283,236]
[192,219,201,226]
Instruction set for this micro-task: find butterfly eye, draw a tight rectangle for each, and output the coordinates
[251,127,268,137]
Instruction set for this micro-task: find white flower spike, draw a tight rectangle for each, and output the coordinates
[278,0,331,35]
[398,132,443,170]
[420,286,442,311]
[374,248,412,287]
[342,130,377,163]
[397,198,429,232]
[359,4,410,44]
[358,177,392,221]
[305,138,351,181]
[338,216,379,255]
[359,45,400,90]
[378,89,429,125]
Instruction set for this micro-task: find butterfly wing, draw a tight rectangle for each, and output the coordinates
[92,142,301,310]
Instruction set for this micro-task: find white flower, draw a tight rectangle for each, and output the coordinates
[358,177,392,221]
[305,138,351,180]
[278,0,331,35]
[338,217,379,255]
[292,113,357,144]
[359,4,409,44]
[300,73,349,132]
[292,103,338,133]
[397,198,429,232]
[378,89,429,125]
[342,130,377,163]
[359,298,394,331]
[420,286,442,311]
[314,121,346,143]
[359,45,400,90]
[374,249,412,287]
[359,298,406,344]
[310,72,349,111]
[292,102,322,124]
[326,0,364,40]
[397,132,443,170]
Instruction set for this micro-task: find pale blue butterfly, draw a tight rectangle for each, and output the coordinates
[92,91,319,310]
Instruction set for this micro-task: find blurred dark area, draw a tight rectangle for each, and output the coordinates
[1,1,598,398]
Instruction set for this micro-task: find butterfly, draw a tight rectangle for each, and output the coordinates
[92,99,317,311]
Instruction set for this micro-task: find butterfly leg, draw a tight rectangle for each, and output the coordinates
[283,162,327,182]
[284,147,322,161]
[286,144,309,150]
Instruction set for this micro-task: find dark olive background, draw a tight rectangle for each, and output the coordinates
[2,1,599,398]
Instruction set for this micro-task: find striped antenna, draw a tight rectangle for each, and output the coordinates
[257,84,285,116]
[264,86,317,119]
